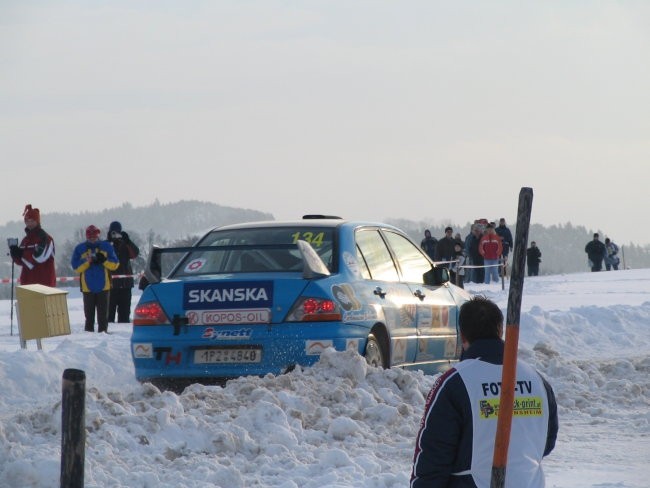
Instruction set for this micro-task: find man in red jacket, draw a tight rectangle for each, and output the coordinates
[9,204,57,287]
[478,224,503,284]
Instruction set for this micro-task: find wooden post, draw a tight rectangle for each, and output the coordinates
[490,188,533,488]
[60,369,86,488]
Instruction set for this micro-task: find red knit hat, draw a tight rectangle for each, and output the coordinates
[23,204,40,224]
[86,225,101,239]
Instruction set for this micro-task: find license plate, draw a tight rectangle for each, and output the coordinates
[194,347,262,364]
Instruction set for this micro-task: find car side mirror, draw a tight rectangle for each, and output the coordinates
[423,267,450,286]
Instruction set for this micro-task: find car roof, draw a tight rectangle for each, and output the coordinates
[207,218,402,233]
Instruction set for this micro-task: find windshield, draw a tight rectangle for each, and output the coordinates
[170,226,335,277]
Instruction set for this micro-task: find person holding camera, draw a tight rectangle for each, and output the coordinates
[9,204,56,287]
[71,225,119,333]
[106,221,140,323]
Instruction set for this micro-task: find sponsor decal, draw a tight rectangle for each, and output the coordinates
[184,281,273,310]
[133,343,153,358]
[346,338,360,352]
[478,397,543,419]
[400,304,416,327]
[332,283,361,311]
[444,337,457,358]
[427,306,450,328]
[184,258,206,273]
[417,305,433,328]
[343,251,360,277]
[190,308,271,325]
[342,309,378,322]
[305,340,333,355]
[202,327,253,340]
[392,338,407,363]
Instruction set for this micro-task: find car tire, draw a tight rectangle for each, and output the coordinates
[364,334,386,369]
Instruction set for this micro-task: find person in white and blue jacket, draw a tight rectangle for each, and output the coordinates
[604,238,620,271]
[411,296,558,488]
[71,225,119,333]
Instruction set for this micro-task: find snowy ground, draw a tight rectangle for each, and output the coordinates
[0,269,649,487]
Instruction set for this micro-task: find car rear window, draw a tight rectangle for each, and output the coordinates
[170,227,335,277]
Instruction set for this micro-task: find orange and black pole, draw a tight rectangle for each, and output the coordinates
[490,187,533,488]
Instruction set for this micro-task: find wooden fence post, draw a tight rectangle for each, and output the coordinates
[60,368,86,488]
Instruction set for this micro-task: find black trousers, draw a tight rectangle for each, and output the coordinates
[83,290,110,332]
[109,287,133,323]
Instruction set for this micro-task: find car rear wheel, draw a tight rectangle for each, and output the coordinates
[364,334,386,369]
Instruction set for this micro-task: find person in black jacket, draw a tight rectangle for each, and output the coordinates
[421,230,438,261]
[526,241,542,276]
[411,296,558,487]
[585,233,606,272]
[495,218,513,277]
[465,225,484,284]
[435,227,456,268]
[107,221,140,322]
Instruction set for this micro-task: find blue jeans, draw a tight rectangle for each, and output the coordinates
[484,259,500,284]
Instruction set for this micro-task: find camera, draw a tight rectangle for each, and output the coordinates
[110,231,122,239]
[7,237,18,247]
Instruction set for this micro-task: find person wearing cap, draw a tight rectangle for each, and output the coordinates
[71,225,119,333]
[9,204,56,287]
[106,221,140,323]
[585,233,606,272]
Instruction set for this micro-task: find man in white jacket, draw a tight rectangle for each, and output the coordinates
[410,296,558,487]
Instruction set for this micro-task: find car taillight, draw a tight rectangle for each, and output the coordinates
[287,297,342,322]
[133,301,170,326]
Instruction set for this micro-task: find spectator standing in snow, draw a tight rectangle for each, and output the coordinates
[495,217,513,277]
[479,224,503,284]
[465,225,484,284]
[9,204,56,287]
[526,241,542,276]
[435,227,456,268]
[449,241,466,288]
[71,225,119,333]
[107,221,140,323]
[420,230,438,261]
[585,233,606,272]
[604,238,620,271]
[410,296,558,487]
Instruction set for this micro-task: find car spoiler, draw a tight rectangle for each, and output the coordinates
[143,240,330,285]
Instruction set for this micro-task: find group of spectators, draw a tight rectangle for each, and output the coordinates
[421,218,515,287]
[423,221,623,279]
[585,233,620,272]
[9,204,139,334]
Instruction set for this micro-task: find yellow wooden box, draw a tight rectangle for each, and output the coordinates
[16,284,71,341]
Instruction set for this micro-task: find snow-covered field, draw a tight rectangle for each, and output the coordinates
[1,269,649,487]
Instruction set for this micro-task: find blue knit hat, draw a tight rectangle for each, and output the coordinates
[109,221,122,233]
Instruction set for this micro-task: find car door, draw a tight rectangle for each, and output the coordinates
[381,230,460,370]
[354,228,418,366]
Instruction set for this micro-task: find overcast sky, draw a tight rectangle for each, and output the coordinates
[2,1,649,245]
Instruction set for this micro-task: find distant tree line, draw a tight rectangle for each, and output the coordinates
[1,202,649,298]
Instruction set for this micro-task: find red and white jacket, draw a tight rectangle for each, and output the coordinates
[479,233,503,260]
[13,225,56,287]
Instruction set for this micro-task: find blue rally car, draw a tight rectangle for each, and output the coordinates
[131,216,471,389]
